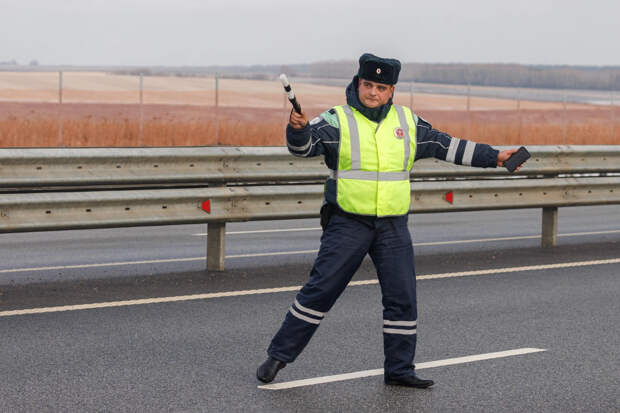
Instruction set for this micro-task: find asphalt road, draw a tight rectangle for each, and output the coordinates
[1,205,619,412]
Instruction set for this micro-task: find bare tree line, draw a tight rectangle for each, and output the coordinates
[291,61,620,91]
[3,60,618,91]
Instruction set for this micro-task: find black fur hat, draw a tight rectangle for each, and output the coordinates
[357,53,401,85]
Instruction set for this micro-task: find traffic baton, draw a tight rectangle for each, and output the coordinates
[279,74,302,114]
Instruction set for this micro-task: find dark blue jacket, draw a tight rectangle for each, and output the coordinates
[286,78,500,211]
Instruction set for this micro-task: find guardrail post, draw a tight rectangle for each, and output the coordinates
[207,182,226,271]
[542,207,558,248]
[207,221,226,271]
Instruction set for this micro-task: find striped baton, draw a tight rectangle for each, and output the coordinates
[279,73,302,114]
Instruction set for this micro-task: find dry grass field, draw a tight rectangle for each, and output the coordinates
[0,72,617,147]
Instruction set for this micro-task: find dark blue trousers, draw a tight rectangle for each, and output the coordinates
[267,212,418,377]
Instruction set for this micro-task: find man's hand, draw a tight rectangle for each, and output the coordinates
[289,109,308,130]
[497,148,524,172]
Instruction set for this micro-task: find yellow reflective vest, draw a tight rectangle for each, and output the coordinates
[332,104,418,217]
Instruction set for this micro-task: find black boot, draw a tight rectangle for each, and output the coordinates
[256,357,286,383]
[384,371,434,388]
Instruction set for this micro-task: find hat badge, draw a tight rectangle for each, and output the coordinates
[376,68,381,74]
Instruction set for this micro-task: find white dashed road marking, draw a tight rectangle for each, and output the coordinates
[258,348,547,390]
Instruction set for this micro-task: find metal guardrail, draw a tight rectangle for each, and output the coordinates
[1,146,620,187]
[1,145,619,271]
[2,177,618,229]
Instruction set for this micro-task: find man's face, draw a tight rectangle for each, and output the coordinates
[358,78,395,108]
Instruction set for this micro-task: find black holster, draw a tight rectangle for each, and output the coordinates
[320,203,334,231]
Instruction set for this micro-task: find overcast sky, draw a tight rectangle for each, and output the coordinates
[1,0,618,67]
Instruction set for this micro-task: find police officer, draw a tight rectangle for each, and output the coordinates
[257,53,522,387]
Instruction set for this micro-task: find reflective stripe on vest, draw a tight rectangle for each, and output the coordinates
[342,106,362,170]
[333,104,417,216]
[395,105,412,171]
[329,170,410,181]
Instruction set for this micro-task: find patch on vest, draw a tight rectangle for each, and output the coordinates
[394,127,405,139]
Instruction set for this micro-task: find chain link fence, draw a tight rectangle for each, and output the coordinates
[0,69,617,147]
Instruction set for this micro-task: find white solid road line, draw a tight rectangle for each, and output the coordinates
[415,230,620,246]
[192,227,321,236]
[0,251,321,274]
[0,285,302,317]
[416,257,620,280]
[193,228,620,241]
[2,229,620,275]
[258,348,547,390]
[227,250,318,259]
[0,257,203,274]
[414,234,539,246]
[1,258,618,318]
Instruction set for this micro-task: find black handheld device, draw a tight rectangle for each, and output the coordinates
[504,146,530,173]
